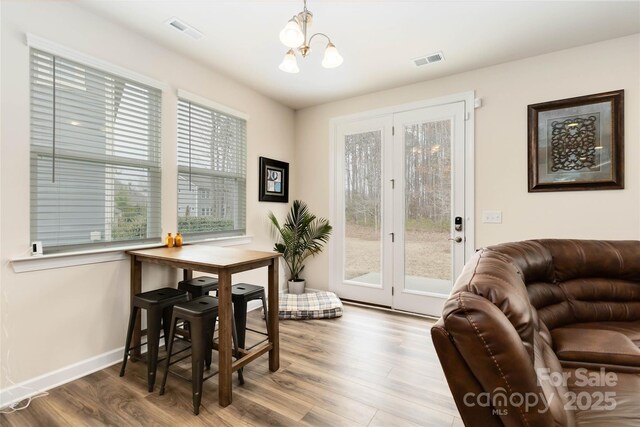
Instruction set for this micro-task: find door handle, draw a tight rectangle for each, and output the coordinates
[448,237,463,243]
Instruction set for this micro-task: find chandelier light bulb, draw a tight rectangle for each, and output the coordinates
[279,49,300,73]
[279,18,304,48]
[321,42,343,68]
[278,1,343,73]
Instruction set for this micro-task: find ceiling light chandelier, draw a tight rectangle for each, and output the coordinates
[278,0,343,73]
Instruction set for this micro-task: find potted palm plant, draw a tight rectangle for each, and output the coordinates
[268,200,332,294]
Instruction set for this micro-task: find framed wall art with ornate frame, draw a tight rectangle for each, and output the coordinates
[528,90,624,192]
[259,156,289,202]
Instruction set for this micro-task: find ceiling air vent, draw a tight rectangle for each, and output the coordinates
[165,18,204,40]
[413,51,445,67]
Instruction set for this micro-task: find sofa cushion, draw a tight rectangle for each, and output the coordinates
[527,282,576,330]
[489,241,640,333]
[560,321,640,346]
[552,328,640,370]
[541,239,640,283]
[561,279,640,324]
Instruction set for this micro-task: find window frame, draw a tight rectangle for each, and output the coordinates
[176,90,248,241]
[29,41,163,254]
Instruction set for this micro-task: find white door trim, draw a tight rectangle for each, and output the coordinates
[329,91,475,298]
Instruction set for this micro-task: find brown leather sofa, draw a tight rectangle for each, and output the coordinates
[432,239,640,427]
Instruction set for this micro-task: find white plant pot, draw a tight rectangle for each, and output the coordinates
[288,279,306,294]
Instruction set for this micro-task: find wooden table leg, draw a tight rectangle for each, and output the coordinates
[268,259,280,372]
[217,269,233,407]
[183,269,193,281]
[131,255,142,359]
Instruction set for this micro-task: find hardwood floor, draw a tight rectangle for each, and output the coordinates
[0,304,462,426]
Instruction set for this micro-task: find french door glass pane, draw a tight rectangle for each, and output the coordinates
[404,120,452,294]
[344,131,382,285]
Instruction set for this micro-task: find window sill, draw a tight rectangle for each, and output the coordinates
[10,235,253,273]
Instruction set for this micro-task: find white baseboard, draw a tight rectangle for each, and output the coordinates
[0,346,124,409]
[247,300,263,312]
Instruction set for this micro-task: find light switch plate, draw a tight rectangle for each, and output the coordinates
[482,210,502,224]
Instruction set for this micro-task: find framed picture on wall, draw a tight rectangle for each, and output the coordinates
[528,90,624,192]
[259,156,289,202]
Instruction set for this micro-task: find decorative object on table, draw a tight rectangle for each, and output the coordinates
[165,233,174,247]
[278,0,343,74]
[528,90,624,192]
[268,200,332,294]
[174,232,183,247]
[279,291,343,320]
[259,156,289,203]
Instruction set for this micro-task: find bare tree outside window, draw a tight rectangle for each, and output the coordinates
[404,121,452,281]
[344,131,382,282]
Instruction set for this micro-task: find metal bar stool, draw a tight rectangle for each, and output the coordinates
[119,287,189,392]
[178,276,219,299]
[178,275,243,361]
[159,296,243,415]
[182,278,269,355]
[177,276,219,337]
[227,283,270,351]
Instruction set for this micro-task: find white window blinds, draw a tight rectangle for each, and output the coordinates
[30,49,162,253]
[177,98,246,238]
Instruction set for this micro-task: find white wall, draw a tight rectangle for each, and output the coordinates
[295,34,640,290]
[0,1,295,391]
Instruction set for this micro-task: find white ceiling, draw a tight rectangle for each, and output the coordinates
[79,1,640,109]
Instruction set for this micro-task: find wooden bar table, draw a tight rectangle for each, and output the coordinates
[126,245,280,407]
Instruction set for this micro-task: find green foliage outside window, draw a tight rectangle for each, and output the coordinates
[111,186,147,240]
[178,216,234,234]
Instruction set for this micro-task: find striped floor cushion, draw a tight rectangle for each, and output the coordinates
[279,291,344,320]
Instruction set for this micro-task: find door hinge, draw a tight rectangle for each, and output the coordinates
[392,287,394,296]
[392,126,395,136]
[390,179,395,189]
[390,232,395,243]
[465,112,471,121]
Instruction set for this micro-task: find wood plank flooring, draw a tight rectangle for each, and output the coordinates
[0,304,462,426]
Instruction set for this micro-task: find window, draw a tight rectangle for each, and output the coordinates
[177,97,246,239]
[30,49,162,253]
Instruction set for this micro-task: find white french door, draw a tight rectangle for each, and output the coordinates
[391,103,466,315]
[334,117,394,306]
[333,99,471,317]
